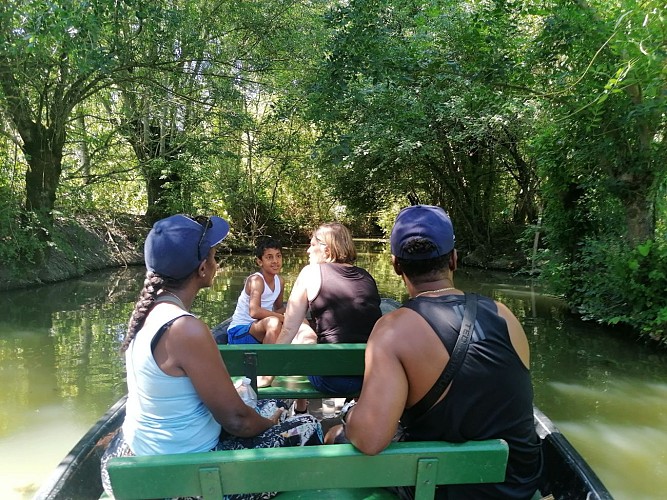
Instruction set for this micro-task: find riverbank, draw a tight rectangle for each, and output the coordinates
[0,213,526,292]
[0,214,147,292]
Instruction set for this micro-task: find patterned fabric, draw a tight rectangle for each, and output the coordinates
[101,399,323,500]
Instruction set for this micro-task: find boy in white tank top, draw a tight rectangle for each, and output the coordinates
[228,238,285,344]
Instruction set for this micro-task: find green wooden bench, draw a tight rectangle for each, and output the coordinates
[108,439,509,500]
[215,297,401,401]
[109,334,511,499]
[219,343,367,400]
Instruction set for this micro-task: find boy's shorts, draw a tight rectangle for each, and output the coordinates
[227,324,261,344]
[307,375,363,395]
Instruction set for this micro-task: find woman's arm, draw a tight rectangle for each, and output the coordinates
[276,266,316,343]
[162,316,282,436]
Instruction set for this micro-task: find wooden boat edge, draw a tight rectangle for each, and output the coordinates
[34,398,615,500]
[33,395,127,500]
[534,406,614,500]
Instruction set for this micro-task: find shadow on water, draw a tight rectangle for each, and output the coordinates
[1,244,666,499]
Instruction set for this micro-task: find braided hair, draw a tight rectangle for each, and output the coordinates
[121,271,186,352]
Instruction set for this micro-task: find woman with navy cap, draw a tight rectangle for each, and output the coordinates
[100,215,322,498]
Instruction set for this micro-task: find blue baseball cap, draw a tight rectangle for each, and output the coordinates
[390,205,455,260]
[144,214,230,280]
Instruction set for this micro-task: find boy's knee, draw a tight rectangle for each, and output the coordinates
[266,316,282,330]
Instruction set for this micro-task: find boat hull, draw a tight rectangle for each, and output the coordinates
[34,396,126,500]
[534,407,613,499]
[35,302,613,499]
[34,399,612,500]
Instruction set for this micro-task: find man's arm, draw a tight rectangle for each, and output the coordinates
[344,313,409,455]
[496,301,530,368]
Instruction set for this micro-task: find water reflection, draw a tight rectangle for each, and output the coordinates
[0,244,666,499]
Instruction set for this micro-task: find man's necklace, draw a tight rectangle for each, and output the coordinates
[160,290,188,311]
[413,287,456,298]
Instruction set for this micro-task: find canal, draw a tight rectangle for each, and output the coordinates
[0,242,665,499]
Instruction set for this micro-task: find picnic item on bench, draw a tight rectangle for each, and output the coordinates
[236,377,258,408]
[321,398,336,418]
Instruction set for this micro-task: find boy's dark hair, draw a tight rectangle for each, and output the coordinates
[255,237,282,259]
[396,238,452,285]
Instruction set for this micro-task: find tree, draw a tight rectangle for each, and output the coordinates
[531,0,666,248]
[305,0,540,250]
[0,0,149,228]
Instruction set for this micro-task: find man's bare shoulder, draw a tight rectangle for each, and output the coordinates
[370,307,420,342]
[494,299,521,325]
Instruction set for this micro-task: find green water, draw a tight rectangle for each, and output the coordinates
[1,243,666,499]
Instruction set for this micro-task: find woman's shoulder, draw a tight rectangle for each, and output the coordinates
[300,263,320,275]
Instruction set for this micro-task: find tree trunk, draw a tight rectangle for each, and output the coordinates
[144,168,182,223]
[624,193,654,245]
[75,114,92,183]
[21,126,64,224]
[614,170,656,246]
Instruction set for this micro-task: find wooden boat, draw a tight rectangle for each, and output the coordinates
[34,397,613,499]
[35,303,614,499]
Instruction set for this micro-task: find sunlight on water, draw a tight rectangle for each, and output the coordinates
[0,405,93,499]
[557,420,667,500]
[543,380,667,499]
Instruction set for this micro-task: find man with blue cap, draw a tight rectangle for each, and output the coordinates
[332,205,542,499]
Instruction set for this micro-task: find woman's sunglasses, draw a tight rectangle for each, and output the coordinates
[190,216,212,261]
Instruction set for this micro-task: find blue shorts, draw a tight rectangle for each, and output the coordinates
[307,375,363,395]
[227,324,261,345]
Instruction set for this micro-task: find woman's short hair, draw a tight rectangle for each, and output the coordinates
[314,223,357,264]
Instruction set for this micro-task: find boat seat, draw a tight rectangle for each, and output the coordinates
[107,440,509,500]
[220,343,367,399]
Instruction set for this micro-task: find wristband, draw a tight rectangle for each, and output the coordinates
[340,400,357,426]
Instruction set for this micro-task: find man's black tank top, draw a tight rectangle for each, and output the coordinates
[400,294,542,500]
[309,263,382,344]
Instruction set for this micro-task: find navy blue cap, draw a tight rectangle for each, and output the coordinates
[144,215,230,280]
[390,205,455,260]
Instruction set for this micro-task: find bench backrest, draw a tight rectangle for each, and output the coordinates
[108,439,509,500]
[219,343,366,376]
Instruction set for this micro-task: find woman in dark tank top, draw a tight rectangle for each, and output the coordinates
[275,223,382,406]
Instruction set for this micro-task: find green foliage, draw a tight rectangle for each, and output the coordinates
[0,193,46,268]
[0,0,666,349]
[530,0,666,248]
[557,237,667,345]
[306,0,540,247]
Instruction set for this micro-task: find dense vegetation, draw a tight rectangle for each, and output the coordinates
[0,0,665,344]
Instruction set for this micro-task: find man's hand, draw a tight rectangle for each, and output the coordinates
[324,424,349,444]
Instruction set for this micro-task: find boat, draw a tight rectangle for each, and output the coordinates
[35,303,614,499]
[34,397,613,500]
